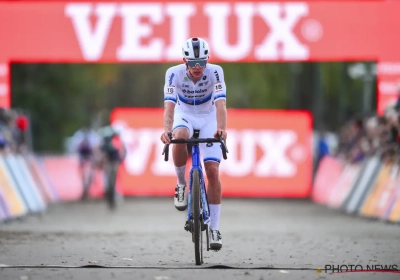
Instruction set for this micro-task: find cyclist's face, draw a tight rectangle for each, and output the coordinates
[184,58,207,79]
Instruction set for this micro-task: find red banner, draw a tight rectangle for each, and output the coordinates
[111,108,313,197]
[1,1,399,112]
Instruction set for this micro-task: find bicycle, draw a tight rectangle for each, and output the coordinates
[101,139,126,210]
[162,130,228,265]
[80,157,94,201]
[104,159,119,210]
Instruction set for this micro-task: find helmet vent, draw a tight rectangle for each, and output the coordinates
[194,47,199,58]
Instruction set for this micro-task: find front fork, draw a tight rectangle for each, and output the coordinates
[184,165,211,251]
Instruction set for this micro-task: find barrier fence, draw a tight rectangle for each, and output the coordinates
[0,153,57,223]
[3,109,399,226]
[2,152,400,225]
[312,155,400,224]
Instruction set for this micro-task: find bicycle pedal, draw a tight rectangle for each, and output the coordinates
[184,220,191,232]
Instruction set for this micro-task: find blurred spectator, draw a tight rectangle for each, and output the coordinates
[14,111,29,153]
[0,107,31,154]
[335,102,400,164]
[315,128,330,170]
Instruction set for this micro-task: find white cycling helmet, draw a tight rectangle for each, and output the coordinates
[182,37,210,60]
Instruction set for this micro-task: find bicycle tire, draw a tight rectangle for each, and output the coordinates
[192,169,203,265]
[106,163,118,210]
[81,163,94,200]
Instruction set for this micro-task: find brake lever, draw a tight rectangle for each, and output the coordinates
[219,132,229,153]
[162,132,173,161]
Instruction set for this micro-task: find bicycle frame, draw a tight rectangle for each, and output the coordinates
[187,143,210,226]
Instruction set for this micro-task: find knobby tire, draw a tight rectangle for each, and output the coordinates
[107,163,118,210]
[192,169,203,265]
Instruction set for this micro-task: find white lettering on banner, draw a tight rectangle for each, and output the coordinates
[0,64,8,77]
[166,4,196,60]
[378,62,400,75]
[114,125,304,177]
[66,2,314,62]
[112,121,176,176]
[220,130,256,176]
[255,3,309,60]
[117,4,163,60]
[122,128,158,175]
[254,130,297,176]
[65,3,117,61]
[151,139,176,176]
[204,3,254,61]
[379,82,398,95]
[0,84,8,96]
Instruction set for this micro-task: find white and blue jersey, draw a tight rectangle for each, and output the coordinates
[163,63,227,115]
[163,63,227,164]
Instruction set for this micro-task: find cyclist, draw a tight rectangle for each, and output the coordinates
[98,125,127,205]
[160,37,227,250]
[72,126,100,200]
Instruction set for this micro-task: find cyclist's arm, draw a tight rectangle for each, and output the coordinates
[215,99,227,131]
[213,65,227,132]
[163,68,177,133]
[164,102,175,133]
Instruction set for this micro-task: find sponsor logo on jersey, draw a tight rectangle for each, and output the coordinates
[214,70,220,82]
[185,94,206,98]
[168,73,175,86]
[183,88,208,94]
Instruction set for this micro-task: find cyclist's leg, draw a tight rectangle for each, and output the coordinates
[79,154,89,199]
[171,113,194,210]
[199,116,223,249]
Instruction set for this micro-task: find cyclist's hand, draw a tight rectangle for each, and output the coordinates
[214,129,227,141]
[161,131,172,144]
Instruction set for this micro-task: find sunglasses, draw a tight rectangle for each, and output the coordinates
[186,59,207,68]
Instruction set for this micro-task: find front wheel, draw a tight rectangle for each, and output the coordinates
[191,169,203,265]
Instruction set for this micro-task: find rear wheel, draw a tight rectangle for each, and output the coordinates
[81,161,94,200]
[192,169,203,265]
[106,163,118,210]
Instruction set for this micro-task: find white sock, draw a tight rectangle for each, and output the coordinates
[209,204,221,230]
[175,165,186,186]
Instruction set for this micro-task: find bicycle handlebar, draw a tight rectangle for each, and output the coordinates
[162,132,229,161]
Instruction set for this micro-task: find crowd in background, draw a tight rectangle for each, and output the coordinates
[0,107,30,154]
[315,97,400,169]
